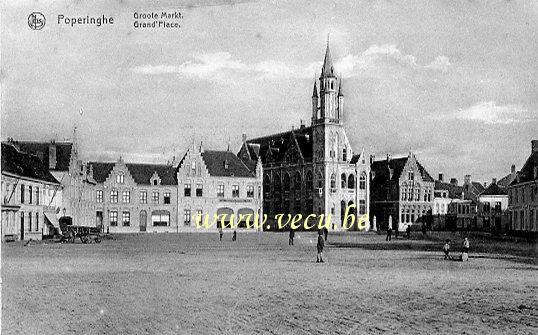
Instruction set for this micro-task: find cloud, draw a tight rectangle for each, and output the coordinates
[437,101,536,124]
[132,45,450,80]
[334,44,451,77]
[424,55,451,72]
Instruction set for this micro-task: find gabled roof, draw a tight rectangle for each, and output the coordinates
[435,180,464,199]
[5,140,73,171]
[201,150,255,178]
[1,142,59,184]
[371,156,434,184]
[510,151,538,186]
[480,182,507,196]
[88,162,177,185]
[246,126,313,165]
[471,182,486,194]
[497,172,516,189]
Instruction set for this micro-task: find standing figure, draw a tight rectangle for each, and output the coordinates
[316,230,325,263]
[443,239,451,260]
[386,216,393,242]
[421,223,427,236]
[461,237,469,261]
[323,227,328,242]
[289,229,295,245]
[406,225,411,239]
[219,227,223,241]
[232,230,237,242]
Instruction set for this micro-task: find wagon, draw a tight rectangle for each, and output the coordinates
[59,216,102,244]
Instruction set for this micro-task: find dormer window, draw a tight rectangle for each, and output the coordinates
[224,160,229,170]
[153,180,157,186]
[116,173,124,184]
[191,161,196,171]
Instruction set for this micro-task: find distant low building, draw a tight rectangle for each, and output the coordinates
[1,142,62,240]
[477,179,509,231]
[177,144,263,232]
[370,153,434,231]
[507,140,538,234]
[433,175,478,230]
[88,157,178,233]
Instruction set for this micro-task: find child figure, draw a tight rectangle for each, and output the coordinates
[443,239,451,260]
[316,231,325,263]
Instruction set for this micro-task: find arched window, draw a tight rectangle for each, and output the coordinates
[340,200,346,225]
[263,174,271,196]
[341,173,347,188]
[348,174,355,189]
[359,173,366,190]
[294,172,301,192]
[306,171,313,195]
[330,173,336,190]
[273,173,281,194]
[283,173,290,194]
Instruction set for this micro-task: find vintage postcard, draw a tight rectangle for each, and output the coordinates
[1,1,537,334]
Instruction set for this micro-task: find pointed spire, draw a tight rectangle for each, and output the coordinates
[338,79,343,96]
[321,34,335,78]
[312,80,318,97]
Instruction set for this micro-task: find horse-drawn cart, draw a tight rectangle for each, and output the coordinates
[59,216,102,244]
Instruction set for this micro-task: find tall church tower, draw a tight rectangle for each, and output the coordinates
[311,38,353,218]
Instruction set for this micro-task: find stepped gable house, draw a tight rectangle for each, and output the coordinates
[238,41,370,230]
[370,153,434,231]
[176,143,263,231]
[88,157,178,233]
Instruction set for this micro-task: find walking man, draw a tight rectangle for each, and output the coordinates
[232,230,237,242]
[316,230,325,263]
[386,216,393,242]
[461,237,470,261]
[443,239,451,260]
[289,229,295,246]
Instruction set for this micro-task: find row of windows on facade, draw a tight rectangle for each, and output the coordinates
[481,201,503,213]
[183,184,257,198]
[10,184,54,205]
[96,190,172,204]
[263,173,367,193]
[511,208,537,231]
[18,211,41,232]
[400,207,430,224]
[508,185,537,205]
[400,188,433,202]
[113,173,162,186]
[108,210,170,227]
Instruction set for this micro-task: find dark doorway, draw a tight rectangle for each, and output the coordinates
[140,210,147,232]
[20,212,24,240]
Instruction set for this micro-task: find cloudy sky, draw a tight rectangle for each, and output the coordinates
[2,0,537,183]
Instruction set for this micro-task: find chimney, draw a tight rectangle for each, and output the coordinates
[370,154,375,165]
[48,143,57,169]
[464,175,471,185]
[242,134,247,143]
[450,178,458,186]
[511,164,516,175]
[387,153,392,162]
[438,173,444,182]
[532,140,538,153]
[491,178,497,184]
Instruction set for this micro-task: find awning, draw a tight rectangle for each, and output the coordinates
[44,212,59,228]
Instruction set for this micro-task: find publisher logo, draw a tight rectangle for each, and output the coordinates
[28,12,46,30]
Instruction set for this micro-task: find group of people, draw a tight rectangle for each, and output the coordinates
[443,237,470,261]
[385,216,412,241]
[218,227,237,242]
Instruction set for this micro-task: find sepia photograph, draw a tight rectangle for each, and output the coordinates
[1,0,537,334]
